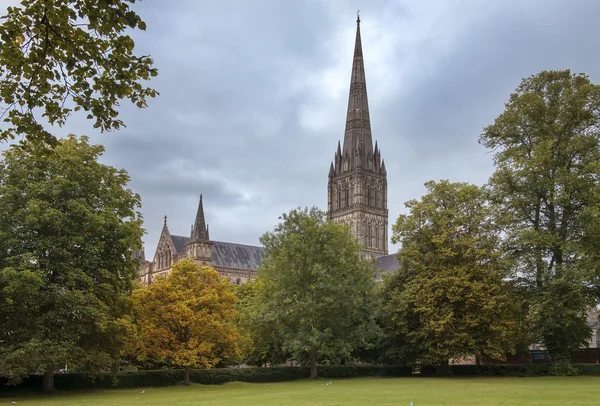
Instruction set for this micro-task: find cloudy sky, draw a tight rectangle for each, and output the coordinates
[3,0,600,257]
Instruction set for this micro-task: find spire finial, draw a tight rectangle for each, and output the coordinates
[164,215,167,225]
[356,9,360,23]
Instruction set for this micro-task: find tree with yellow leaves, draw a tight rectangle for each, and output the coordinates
[130,259,240,385]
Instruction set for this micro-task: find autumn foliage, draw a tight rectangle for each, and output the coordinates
[130,260,241,385]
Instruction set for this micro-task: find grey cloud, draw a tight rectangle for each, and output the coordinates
[3,0,600,256]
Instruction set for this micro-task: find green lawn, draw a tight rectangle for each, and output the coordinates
[3,376,600,405]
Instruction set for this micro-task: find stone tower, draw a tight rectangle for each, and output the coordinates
[185,194,213,265]
[327,15,388,257]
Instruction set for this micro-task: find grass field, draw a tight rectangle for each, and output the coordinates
[3,376,600,405]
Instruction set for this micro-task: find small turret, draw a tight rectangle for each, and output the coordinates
[191,194,210,242]
[186,193,213,265]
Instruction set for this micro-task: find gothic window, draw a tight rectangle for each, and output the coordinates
[371,185,376,206]
[166,250,171,267]
[366,186,371,206]
[375,188,379,208]
[337,188,342,210]
[345,186,350,207]
[236,278,241,285]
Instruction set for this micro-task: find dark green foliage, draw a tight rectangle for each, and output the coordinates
[481,69,600,360]
[420,364,552,377]
[4,363,600,392]
[0,135,144,392]
[574,364,600,376]
[548,360,580,376]
[247,207,380,378]
[0,365,414,391]
[381,181,522,365]
[0,0,158,147]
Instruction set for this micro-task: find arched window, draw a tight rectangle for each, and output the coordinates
[345,186,350,207]
[374,188,379,208]
[337,188,342,209]
[236,278,241,285]
[366,186,371,206]
[375,225,379,249]
[166,250,171,267]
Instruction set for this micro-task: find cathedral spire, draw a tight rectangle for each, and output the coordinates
[191,194,210,241]
[327,15,389,257]
[342,13,373,163]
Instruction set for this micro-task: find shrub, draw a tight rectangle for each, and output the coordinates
[549,360,579,376]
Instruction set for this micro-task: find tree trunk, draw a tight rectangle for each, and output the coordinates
[42,370,55,393]
[184,367,190,386]
[310,348,317,379]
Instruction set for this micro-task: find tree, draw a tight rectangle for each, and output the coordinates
[252,207,379,378]
[380,181,522,365]
[130,260,241,386]
[237,278,289,367]
[0,0,158,147]
[480,70,600,360]
[0,135,143,392]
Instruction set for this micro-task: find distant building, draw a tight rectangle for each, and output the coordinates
[136,195,264,285]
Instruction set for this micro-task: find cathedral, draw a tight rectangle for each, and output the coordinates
[137,16,399,285]
[136,195,265,285]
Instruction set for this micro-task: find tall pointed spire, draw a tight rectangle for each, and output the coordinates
[327,14,389,257]
[342,12,373,164]
[191,194,210,241]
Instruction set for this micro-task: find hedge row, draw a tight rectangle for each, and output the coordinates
[421,363,600,377]
[3,363,600,391]
[0,365,414,391]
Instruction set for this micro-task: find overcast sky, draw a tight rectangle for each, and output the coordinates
[3,0,600,258]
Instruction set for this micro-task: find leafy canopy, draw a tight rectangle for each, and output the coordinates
[381,180,522,365]
[0,135,143,387]
[0,0,158,147]
[480,69,600,359]
[250,207,379,378]
[130,260,241,384]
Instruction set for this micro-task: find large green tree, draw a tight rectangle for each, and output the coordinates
[251,207,379,378]
[380,180,522,365]
[236,278,288,367]
[480,70,600,360]
[0,0,158,147]
[0,135,143,392]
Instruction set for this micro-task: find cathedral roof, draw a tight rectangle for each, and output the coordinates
[171,235,190,253]
[375,253,399,275]
[212,241,264,271]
